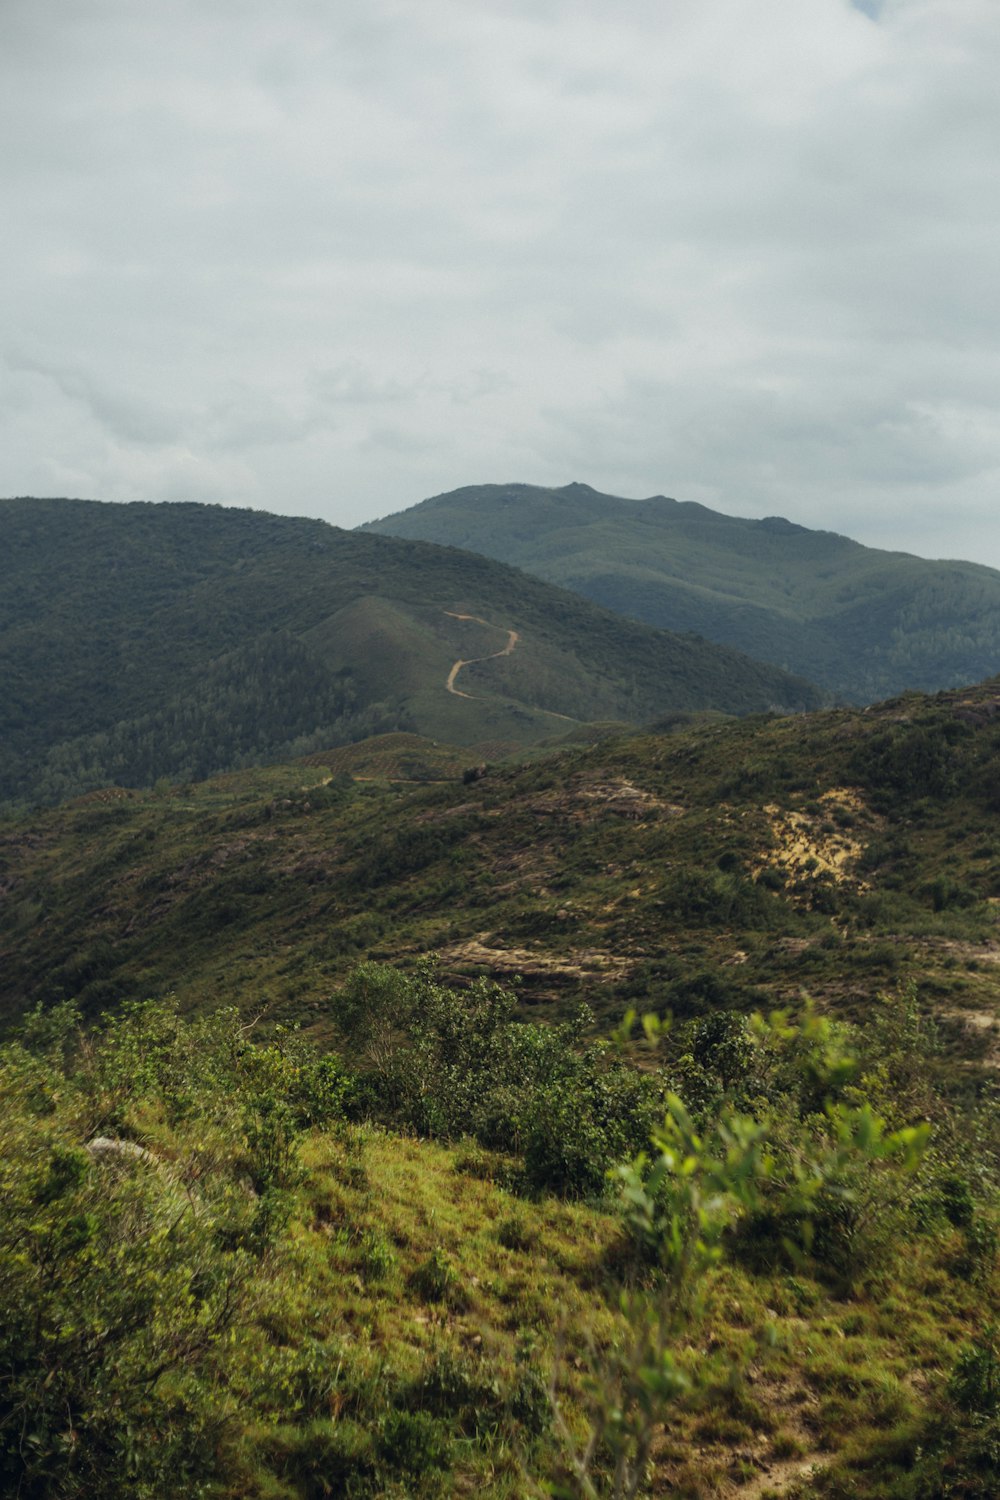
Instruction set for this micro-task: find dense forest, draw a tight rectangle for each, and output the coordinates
[0,497,821,809]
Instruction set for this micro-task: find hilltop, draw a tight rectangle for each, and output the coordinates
[362,481,1000,702]
[0,496,820,808]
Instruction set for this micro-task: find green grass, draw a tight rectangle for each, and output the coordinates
[5,1055,992,1498]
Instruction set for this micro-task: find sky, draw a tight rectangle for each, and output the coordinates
[2,0,999,565]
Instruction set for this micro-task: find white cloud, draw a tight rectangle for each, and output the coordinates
[1,0,998,563]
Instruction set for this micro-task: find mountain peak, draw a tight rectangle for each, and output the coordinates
[365,482,1000,703]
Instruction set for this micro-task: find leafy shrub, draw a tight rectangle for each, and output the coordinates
[378,1409,449,1479]
[953,1216,999,1284]
[691,1010,756,1092]
[409,1248,461,1306]
[522,1061,659,1198]
[357,1228,398,1283]
[0,1090,251,1497]
[910,1332,1000,1499]
[661,968,767,1021]
[497,1212,539,1252]
[261,1418,376,1499]
[922,875,980,912]
[452,1140,517,1187]
[657,869,783,930]
[336,965,662,1198]
[409,1345,498,1427]
[849,719,968,808]
[950,1331,1000,1416]
[281,1337,346,1417]
[523,1099,611,1198]
[405,1341,548,1446]
[0,999,358,1499]
[507,1362,551,1438]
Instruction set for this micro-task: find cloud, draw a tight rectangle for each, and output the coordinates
[1,0,998,564]
[7,354,187,447]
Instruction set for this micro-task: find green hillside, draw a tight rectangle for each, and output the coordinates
[363,482,1000,702]
[0,497,821,808]
[4,677,1000,1058]
[0,682,998,1498]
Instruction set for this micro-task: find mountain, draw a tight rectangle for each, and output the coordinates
[0,497,824,808]
[362,481,1000,702]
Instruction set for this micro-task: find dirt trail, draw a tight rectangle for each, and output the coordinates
[734,1451,823,1498]
[443,611,520,698]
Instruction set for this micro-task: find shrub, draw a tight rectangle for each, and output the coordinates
[261,1419,376,1499]
[497,1212,539,1252]
[953,1216,999,1284]
[409,1248,460,1305]
[0,998,358,1499]
[690,1010,756,1092]
[378,1409,449,1479]
[849,719,967,808]
[357,1228,398,1283]
[949,1330,1000,1416]
[910,1332,1000,1499]
[336,965,662,1198]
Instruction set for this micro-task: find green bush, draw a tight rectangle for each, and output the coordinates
[909,1332,1000,1499]
[335,965,662,1198]
[950,1331,1000,1416]
[953,1216,999,1284]
[657,868,784,930]
[409,1248,460,1306]
[378,1409,449,1480]
[0,999,355,1499]
[497,1212,539,1252]
[849,718,969,809]
[261,1418,376,1499]
[356,1228,398,1283]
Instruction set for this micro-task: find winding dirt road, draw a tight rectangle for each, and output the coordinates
[443,611,520,698]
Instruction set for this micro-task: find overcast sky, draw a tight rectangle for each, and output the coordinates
[2,0,998,565]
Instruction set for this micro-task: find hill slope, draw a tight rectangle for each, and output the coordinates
[0,497,821,807]
[362,481,1000,702]
[1,681,998,1499]
[4,676,1000,1074]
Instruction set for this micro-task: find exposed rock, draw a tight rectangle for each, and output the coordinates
[86,1136,152,1164]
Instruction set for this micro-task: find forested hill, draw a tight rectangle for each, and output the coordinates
[0,497,821,807]
[362,481,1000,702]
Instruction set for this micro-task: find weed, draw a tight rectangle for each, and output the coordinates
[410,1248,461,1306]
[497,1212,539,1253]
[378,1409,450,1480]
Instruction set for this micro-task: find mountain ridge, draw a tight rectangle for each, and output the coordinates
[362,481,1000,700]
[0,496,821,807]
